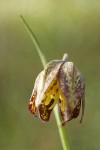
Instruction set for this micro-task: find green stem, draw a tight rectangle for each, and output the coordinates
[20,15,46,67]
[54,105,70,150]
[20,15,70,150]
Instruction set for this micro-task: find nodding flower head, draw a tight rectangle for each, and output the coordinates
[28,54,85,126]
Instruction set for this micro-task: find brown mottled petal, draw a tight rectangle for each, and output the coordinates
[35,60,65,107]
[80,89,85,123]
[74,71,85,123]
[28,90,37,115]
[28,71,44,115]
[43,60,65,93]
[38,100,53,121]
[38,76,60,121]
[58,62,71,99]
[60,100,81,126]
[58,62,85,125]
[59,90,71,126]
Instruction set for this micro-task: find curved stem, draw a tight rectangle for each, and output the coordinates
[20,15,46,67]
[20,15,70,150]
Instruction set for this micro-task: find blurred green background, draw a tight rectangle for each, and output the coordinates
[0,0,100,150]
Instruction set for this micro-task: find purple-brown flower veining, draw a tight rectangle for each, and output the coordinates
[28,54,85,126]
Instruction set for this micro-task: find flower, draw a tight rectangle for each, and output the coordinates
[28,54,85,126]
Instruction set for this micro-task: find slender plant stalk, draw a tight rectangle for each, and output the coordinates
[20,15,70,150]
[20,15,46,67]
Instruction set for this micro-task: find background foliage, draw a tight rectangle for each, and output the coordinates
[0,0,100,150]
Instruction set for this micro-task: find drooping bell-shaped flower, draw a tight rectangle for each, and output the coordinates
[28,54,85,126]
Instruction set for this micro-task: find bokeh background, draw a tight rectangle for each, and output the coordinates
[0,0,100,150]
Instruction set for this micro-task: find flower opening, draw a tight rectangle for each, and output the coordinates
[28,54,85,126]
